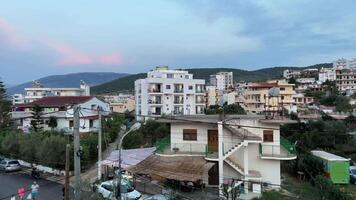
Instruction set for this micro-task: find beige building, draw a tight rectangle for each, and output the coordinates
[335,68,356,93]
[101,94,135,113]
[244,80,295,114]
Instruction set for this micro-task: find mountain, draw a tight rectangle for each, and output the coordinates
[7,72,130,95]
[91,63,332,94]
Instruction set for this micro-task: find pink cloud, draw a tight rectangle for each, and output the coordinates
[97,53,122,65]
[48,41,123,66]
[0,18,27,48]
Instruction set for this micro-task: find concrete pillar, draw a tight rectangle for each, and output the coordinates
[243,143,249,193]
[218,121,224,198]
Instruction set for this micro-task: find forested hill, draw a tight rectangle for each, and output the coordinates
[91,63,332,94]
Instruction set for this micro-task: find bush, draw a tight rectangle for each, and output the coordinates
[36,135,67,169]
[314,175,353,200]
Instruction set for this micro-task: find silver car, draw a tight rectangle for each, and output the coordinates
[0,160,21,172]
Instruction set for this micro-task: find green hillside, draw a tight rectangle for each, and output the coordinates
[91,63,332,94]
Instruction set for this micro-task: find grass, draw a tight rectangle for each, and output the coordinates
[340,184,356,199]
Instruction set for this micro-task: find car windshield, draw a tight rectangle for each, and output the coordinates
[0,161,6,165]
[102,184,113,191]
[351,169,356,174]
[8,161,19,165]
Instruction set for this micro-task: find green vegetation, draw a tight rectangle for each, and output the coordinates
[281,119,355,199]
[0,80,11,130]
[122,120,170,149]
[30,105,44,132]
[92,64,333,94]
[206,103,246,115]
[48,116,58,130]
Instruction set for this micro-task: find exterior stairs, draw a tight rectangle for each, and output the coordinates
[225,157,244,175]
[223,142,243,160]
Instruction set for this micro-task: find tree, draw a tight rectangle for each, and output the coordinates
[36,135,67,169]
[30,105,44,132]
[335,96,352,113]
[48,116,58,130]
[0,80,11,130]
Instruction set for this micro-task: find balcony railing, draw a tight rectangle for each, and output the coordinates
[148,88,162,93]
[174,89,184,93]
[154,136,170,153]
[173,110,183,115]
[259,138,296,160]
[195,89,205,93]
[174,100,184,104]
[148,100,162,104]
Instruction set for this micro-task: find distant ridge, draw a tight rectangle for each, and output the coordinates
[91,63,332,94]
[7,72,130,95]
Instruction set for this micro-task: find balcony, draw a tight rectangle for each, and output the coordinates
[174,96,184,104]
[196,99,205,104]
[148,99,162,104]
[154,137,218,159]
[148,88,162,93]
[174,88,184,93]
[259,137,297,160]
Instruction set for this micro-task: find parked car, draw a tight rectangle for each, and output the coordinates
[96,180,141,200]
[350,166,356,184]
[0,159,21,172]
[144,194,168,200]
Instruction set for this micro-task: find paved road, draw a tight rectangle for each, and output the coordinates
[0,172,63,200]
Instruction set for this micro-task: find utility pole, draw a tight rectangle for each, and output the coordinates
[73,105,81,198]
[98,107,102,180]
[116,129,122,200]
[64,144,70,200]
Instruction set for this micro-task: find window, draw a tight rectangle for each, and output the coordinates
[188,85,193,90]
[183,129,197,141]
[281,96,284,100]
[280,87,285,91]
[167,74,173,78]
[89,120,94,128]
[263,130,274,142]
[166,85,171,89]
[69,120,74,128]
[91,104,96,110]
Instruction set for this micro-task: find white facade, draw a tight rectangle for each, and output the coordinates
[318,68,336,83]
[161,115,296,197]
[11,97,110,133]
[209,72,234,91]
[135,67,206,120]
[13,80,90,104]
[283,69,301,79]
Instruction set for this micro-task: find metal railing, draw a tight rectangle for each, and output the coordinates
[154,136,170,153]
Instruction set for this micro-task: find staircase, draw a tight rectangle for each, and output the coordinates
[225,157,244,175]
[224,142,243,160]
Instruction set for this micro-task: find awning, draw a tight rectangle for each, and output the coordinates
[128,155,215,182]
[101,147,156,169]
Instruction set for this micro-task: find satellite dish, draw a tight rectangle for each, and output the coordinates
[268,87,280,97]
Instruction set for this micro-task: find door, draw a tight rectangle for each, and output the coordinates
[208,130,218,152]
[208,163,219,185]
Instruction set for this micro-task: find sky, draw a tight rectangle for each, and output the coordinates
[1,0,356,85]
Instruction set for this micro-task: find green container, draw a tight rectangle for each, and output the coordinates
[311,150,350,184]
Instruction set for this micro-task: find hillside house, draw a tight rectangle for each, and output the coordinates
[153,115,297,198]
[11,96,110,133]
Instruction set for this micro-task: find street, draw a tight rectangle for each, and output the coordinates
[0,172,63,200]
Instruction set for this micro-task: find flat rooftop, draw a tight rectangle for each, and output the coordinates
[311,150,349,161]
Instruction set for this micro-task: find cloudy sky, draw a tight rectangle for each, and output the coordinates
[1,0,356,85]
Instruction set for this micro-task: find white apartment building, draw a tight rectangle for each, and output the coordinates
[209,72,234,91]
[318,68,336,83]
[135,66,206,120]
[13,80,90,105]
[155,115,296,198]
[11,96,110,133]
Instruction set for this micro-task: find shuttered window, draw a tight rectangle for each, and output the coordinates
[183,129,197,141]
[263,130,274,142]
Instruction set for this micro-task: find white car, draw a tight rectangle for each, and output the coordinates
[144,194,168,200]
[96,180,141,200]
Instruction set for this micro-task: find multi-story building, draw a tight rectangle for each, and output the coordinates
[244,80,295,114]
[11,96,110,133]
[151,115,296,198]
[101,94,135,113]
[209,72,234,91]
[333,58,349,70]
[283,69,301,79]
[135,66,206,120]
[318,68,336,83]
[13,80,90,104]
[293,93,314,106]
[335,68,356,93]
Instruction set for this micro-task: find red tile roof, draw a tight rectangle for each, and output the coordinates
[29,96,95,107]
